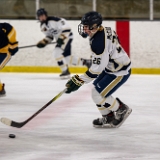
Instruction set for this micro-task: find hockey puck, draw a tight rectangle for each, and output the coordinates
[9,134,16,138]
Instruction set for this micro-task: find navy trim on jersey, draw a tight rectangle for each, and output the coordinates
[105,62,131,73]
[109,58,119,69]
[57,60,64,66]
[86,70,98,78]
[40,16,61,26]
[90,29,105,55]
[47,16,61,21]
[63,39,72,57]
[69,32,73,36]
[62,29,71,33]
[57,39,73,57]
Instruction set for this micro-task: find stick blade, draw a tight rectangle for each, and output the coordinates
[1,117,12,126]
[1,117,24,128]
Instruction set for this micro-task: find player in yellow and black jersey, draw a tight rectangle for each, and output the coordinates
[0,22,19,96]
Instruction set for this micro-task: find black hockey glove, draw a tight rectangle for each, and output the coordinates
[9,41,19,56]
[65,75,84,94]
[37,39,48,48]
[57,34,66,47]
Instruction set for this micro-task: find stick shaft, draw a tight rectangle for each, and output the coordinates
[1,88,67,128]
[19,42,56,49]
[23,88,67,125]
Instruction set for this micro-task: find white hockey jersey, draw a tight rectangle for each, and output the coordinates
[40,17,73,42]
[80,27,131,83]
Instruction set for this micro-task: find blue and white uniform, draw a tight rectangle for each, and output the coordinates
[40,16,73,71]
[40,17,87,72]
[41,17,73,46]
[80,27,131,116]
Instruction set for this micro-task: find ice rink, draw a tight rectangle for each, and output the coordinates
[0,73,160,160]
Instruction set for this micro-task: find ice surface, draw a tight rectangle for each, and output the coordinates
[0,73,160,160]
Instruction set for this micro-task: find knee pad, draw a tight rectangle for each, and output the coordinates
[92,87,104,105]
[65,55,80,66]
[53,47,67,71]
[92,88,119,116]
[71,55,79,65]
[53,47,64,60]
[64,55,72,65]
[92,88,111,116]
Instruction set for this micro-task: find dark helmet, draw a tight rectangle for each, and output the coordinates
[36,8,48,18]
[78,11,102,38]
[81,11,102,28]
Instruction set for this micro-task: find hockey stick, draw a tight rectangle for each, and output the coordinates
[0,88,67,128]
[19,42,56,49]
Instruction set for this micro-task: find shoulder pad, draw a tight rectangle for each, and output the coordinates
[90,30,105,55]
[47,16,61,21]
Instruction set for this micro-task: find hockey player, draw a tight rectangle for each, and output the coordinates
[65,11,132,128]
[0,22,18,96]
[36,8,92,79]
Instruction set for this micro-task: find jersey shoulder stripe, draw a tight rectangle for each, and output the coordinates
[90,29,105,55]
[105,62,131,73]
[62,29,71,33]
[47,16,61,21]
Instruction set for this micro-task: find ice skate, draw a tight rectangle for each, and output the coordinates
[111,98,132,128]
[0,83,6,97]
[59,68,71,79]
[81,58,92,69]
[93,112,114,128]
[93,98,132,128]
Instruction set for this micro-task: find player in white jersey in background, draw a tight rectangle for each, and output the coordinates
[36,8,92,79]
[65,11,132,128]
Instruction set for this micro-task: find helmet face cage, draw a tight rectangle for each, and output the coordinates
[78,23,88,38]
[78,11,102,38]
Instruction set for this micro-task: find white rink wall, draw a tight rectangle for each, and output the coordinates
[130,21,160,68]
[0,20,159,68]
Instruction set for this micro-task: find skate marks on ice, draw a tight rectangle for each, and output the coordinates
[0,73,160,160]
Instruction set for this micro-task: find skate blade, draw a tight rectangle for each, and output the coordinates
[93,109,132,129]
[0,94,6,97]
[111,108,132,128]
[60,75,71,79]
[93,124,113,128]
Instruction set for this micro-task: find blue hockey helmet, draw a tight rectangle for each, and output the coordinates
[78,11,102,38]
[36,8,48,18]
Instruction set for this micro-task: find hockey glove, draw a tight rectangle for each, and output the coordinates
[57,34,66,47]
[65,75,84,93]
[37,39,48,48]
[9,41,19,56]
